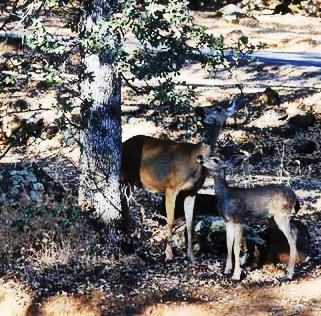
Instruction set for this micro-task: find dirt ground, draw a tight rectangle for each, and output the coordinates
[0,7,321,316]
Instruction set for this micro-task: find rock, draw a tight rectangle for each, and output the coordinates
[220,4,247,16]
[239,16,260,27]
[259,87,281,106]
[248,109,287,129]
[274,0,290,14]
[288,113,316,129]
[241,0,272,11]
[1,113,44,144]
[294,140,317,155]
[227,29,245,42]
[1,114,22,140]
[274,0,300,14]
[172,215,265,258]
[0,162,66,206]
[219,4,248,22]
[14,99,31,110]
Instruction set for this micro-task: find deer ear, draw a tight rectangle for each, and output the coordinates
[226,97,247,115]
[229,153,245,166]
[195,107,205,118]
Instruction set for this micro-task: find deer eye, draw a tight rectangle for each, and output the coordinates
[197,155,204,163]
[211,157,220,163]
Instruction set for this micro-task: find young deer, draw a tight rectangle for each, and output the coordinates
[122,98,245,262]
[197,154,298,280]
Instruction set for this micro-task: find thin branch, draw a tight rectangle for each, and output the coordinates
[121,73,144,95]
[0,143,14,160]
[64,115,81,130]
[1,108,53,119]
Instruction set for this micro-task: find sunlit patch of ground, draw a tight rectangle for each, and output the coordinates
[0,279,33,316]
[140,276,321,316]
[27,293,103,316]
[194,12,321,52]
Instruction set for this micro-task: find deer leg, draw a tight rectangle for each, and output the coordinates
[165,189,177,261]
[184,195,196,262]
[274,214,298,279]
[224,221,235,275]
[232,223,242,280]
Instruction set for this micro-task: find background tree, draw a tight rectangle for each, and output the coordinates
[78,0,122,249]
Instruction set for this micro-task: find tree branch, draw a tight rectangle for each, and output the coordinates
[121,73,144,95]
[0,143,14,160]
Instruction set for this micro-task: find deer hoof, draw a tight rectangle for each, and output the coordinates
[224,268,232,275]
[278,274,293,282]
[231,268,241,280]
[232,272,241,281]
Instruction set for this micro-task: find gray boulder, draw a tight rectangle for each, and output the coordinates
[219,4,248,22]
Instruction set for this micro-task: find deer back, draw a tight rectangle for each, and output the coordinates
[221,185,297,223]
[122,135,210,193]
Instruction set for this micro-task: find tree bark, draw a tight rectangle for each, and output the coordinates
[78,0,122,250]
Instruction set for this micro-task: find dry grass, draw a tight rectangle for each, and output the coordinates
[26,238,73,271]
[0,203,109,272]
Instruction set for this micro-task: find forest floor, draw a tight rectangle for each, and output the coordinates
[0,8,321,316]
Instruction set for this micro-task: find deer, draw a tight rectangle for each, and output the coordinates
[122,98,245,262]
[197,153,299,280]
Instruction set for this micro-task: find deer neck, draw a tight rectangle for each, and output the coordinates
[202,123,222,153]
[213,169,229,199]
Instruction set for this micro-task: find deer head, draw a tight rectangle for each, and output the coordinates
[195,97,246,149]
[197,153,245,171]
[196,97,245,125]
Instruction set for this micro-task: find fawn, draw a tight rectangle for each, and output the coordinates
[197,154,298,280]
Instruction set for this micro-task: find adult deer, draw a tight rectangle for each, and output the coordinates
[122,98,244,261]
[197,154,299,280]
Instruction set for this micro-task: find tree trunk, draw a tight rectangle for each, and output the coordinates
[78,1,122,250]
